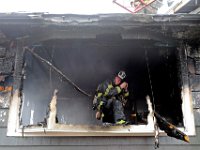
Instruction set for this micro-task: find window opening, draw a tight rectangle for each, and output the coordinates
[18,39,184,128]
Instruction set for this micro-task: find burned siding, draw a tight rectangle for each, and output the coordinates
[187,47,200,126]
[0,45,15,108]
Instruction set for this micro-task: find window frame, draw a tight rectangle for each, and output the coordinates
[6,45,196,137]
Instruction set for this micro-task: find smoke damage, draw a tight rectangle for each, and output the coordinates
[0,14,199,138]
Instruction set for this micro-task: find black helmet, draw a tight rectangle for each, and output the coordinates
[118,71,126,80]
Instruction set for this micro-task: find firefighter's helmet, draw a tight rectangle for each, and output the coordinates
[118,71,126,80]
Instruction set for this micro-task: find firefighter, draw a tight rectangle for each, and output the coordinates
[93,71,129,125]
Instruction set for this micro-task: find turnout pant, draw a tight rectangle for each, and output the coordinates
[113,99,126,123]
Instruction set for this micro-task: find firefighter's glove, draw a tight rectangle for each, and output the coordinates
[96,111,102,120]
[120,82,128,91]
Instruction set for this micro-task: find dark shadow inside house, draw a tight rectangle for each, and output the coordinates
[21,36,183,127]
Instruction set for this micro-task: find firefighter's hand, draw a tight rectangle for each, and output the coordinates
[96,111,102,120]
[120,82,128,90]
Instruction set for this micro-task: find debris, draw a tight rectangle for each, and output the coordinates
[48,89,58,128]
[146,96,159,149]
[155,112,190,143]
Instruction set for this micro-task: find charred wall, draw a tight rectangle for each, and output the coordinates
[0,13,200,150]
[187,45,200,126]
[0,13,200,128]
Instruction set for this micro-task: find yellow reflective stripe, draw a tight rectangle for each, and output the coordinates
[97,93,103,98]
[124,92,129,97]
[103,84,113,96]
[108,84,113,89]
[97,101,104,110]
[116,120,126,125]
[104,88,109,96]
[116,86,121,93]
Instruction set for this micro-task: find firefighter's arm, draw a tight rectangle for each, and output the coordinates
[106,82,128,97]
[123,90,129,98]
[93,84,104,110]
[106,86,122,97]
[122,90,129,106]
[120,82,129,97]
[121,83,129,106]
